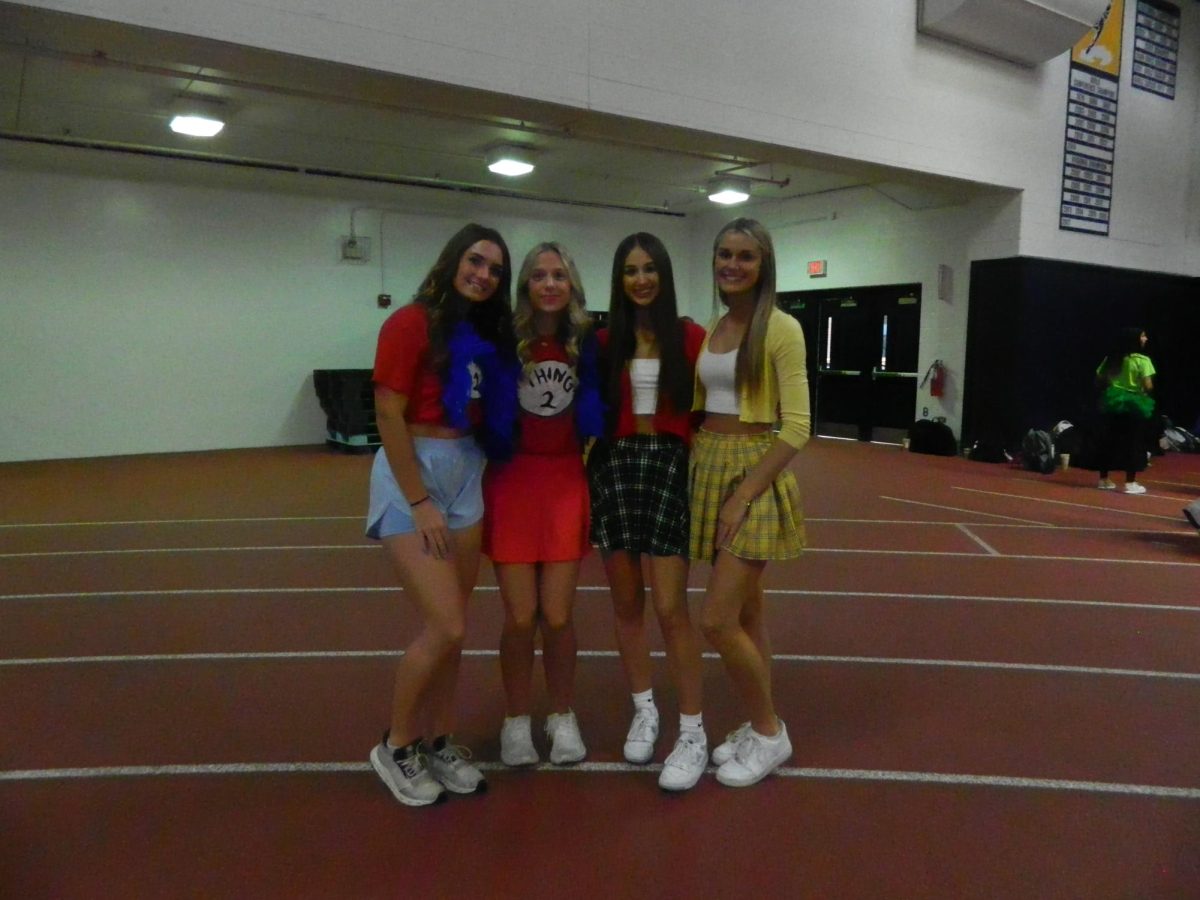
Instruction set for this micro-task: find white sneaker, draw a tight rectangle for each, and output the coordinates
[711,722,751,766]
[623,708,660,764]
[1097,478,1117,491]
[658,731,708,792]
[545,710,586,765]
[716,721,792,788]
[424,740,487,794]
[1123,482,1147,495]
[499,715,539,767]
[369,734,446,807]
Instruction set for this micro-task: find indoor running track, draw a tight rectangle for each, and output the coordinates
[2,440,1198,899]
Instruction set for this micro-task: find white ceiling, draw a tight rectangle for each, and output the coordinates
[0,1,994,216]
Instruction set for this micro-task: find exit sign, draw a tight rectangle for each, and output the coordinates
[807,259,827,277]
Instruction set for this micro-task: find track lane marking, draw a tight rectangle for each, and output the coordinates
[952,487,1184,521]
[2,585,1198,612]
[5,546,1196,566]
[880,496,1048,524]
[0,516,361,529]
[4,649,1199,683]
[1,760,1196,800]
[955,524,999,556]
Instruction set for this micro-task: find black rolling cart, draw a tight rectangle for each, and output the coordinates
[312,369,380,453]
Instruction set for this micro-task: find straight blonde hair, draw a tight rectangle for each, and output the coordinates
[513,242,591,370]
[712,218,778,404]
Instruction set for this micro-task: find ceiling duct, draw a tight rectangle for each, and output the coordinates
[917,0,1111,67]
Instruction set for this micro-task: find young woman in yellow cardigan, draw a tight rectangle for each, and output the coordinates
[689,217,810,788]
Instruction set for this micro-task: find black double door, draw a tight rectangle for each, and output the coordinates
[780,284,921,443]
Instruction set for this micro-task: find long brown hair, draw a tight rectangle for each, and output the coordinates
[712,218,778,403]
[605,233,692,414]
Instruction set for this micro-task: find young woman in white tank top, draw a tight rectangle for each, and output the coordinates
[587,232,709,791]
[690,217,810,789]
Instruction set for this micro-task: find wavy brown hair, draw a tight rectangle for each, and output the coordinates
[414,223,514,370]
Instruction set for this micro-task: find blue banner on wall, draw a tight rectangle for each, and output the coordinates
[1132,0,1179,100]
[1060,0,1123,236]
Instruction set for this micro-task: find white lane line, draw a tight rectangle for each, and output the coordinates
[956,524,999,556]
[3,586,1199,614]
[952,487,1183,522]
[1,760,1196,800]
[0,516,361,529]
[4,544,1196,565]
[813,519,1187,534]
[0,514,1182,534]
[880,496,1049,525]
[0,544,374,559]
[766,589,1200,614]
[4,648,1199,683]
[805,549,1200,567]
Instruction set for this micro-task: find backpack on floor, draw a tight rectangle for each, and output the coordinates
[1021,429,1056,474]
[908,418,957,456]
[1051,420,1080,457]
[967,439,1010,463]
[1161,423,1199,453]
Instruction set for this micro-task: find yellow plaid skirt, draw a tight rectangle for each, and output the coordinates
[688,429,805,562]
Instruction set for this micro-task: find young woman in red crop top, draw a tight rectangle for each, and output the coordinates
[365,223,514,807]
[587,232,709,791]
[483,241,603,768]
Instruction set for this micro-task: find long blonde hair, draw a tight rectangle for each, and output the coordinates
[712,218,778,403]
[513,242,591,370]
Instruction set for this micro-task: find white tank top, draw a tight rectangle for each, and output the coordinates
[629,358,659,415]
[698,346,739,414]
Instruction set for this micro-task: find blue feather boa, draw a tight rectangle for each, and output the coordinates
[574,332,605,443]
[441,321,501,436]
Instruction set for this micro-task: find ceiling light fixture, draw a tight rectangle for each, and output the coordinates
[707,175,751,205]
[168,95,226,138]
[485,145,535,177]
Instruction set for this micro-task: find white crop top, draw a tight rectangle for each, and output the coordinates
[629,358,659,416]
[697,346,739,415]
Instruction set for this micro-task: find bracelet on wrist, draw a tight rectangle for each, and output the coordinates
[409,495,431,508]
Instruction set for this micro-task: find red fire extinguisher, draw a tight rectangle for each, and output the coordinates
[922,360,947,398]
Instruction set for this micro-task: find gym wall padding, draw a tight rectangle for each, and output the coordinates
[962,257,1200,449]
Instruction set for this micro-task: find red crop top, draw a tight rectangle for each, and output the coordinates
[598,320,706,444]
[373,303,480,426]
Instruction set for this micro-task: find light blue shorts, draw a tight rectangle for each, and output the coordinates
[365,437,486,539]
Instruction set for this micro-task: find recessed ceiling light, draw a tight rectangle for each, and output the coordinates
[169,115,225,137]
[486,145,535,177]
[707,176,750,205]
[168,94,227,138]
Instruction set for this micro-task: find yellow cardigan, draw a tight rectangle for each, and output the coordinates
[692,307,811,449]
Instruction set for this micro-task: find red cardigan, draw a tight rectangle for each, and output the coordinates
[598,320,706,444]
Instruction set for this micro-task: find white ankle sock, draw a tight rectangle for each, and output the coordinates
[751,721,783,742]
[632,689,657,716]
[680,713,704,735]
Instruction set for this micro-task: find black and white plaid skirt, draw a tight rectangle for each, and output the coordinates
[587,434,689,556]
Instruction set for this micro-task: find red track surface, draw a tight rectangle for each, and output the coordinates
[2,440,1199,898]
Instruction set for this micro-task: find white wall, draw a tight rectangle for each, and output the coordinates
[1,142,1014,461]
[0,146,694,461]
[17,0,1199,276]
